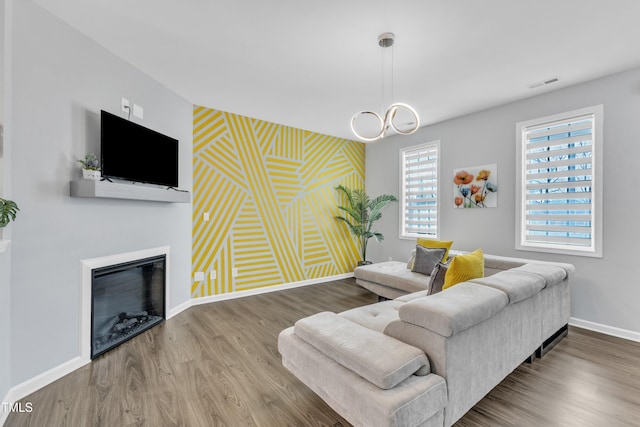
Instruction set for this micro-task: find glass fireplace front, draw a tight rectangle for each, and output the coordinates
[91,255,165,359]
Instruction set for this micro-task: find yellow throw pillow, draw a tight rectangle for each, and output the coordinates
[443,249,484,290]
[417,238,453,263]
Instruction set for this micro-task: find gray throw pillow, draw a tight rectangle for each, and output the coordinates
[406,249,417,269]
[427,262,449,295]
[411,246,446,275]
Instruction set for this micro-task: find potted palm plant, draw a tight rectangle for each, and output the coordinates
[0,198,19,228]
[335,185,397,265]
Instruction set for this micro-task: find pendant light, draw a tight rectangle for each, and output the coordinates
[351,32,420,142]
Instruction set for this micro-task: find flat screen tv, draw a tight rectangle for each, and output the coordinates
[101,110,179,187]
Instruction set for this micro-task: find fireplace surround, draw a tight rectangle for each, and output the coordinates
[81,247,170,361]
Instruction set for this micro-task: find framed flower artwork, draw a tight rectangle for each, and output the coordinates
[453,163,498,208]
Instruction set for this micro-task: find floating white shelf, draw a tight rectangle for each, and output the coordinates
[70,180,191,203]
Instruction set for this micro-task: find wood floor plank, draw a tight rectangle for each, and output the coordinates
[5,279,640,426]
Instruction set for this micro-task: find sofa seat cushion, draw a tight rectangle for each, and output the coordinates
[469,269,546,304]
[399,283,509,337]
[294,312,430,389]
[354,261,430,294]
[395,290,430,302]
[340,300,403,333]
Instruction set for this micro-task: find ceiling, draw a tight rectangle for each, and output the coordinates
[33,0,640,141]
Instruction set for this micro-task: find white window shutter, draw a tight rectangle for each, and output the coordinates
[400,141,440,239]
[517,105,603,257]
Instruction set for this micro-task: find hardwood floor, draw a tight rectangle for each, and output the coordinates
[6,279,640,426]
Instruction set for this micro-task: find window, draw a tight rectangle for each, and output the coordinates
[516,105,603,257]
[400,141,440,239]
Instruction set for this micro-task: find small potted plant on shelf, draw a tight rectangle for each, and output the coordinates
[0,198,19,228]
[77,153,101,180]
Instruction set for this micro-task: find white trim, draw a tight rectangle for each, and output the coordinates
[167,299,192,319]
[168,272,354,315]
[191,272,354,306]
[515,105,604,258]
[80,246,171,363]
[569,317,640,343]
[0,403,6,426]
[1,356,89,425]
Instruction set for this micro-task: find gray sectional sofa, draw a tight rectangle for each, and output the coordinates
[354,250,528,300]
[278,252,574,427]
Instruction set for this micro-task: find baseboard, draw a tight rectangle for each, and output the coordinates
[0,398,8,426]
[569,317,640,343]
[167,272,355,315]
[191,272,355,306]
[1,356,89,426]
[167,299,192,319]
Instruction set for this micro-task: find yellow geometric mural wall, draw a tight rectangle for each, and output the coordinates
[192,106,365,298]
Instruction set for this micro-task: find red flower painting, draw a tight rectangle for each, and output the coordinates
[453,164,498,208]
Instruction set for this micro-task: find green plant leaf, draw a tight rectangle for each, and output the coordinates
[334,186,397,262]
[0,198,19,228]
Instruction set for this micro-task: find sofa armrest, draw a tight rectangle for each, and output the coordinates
[398,283,508,337]
[294,312,430,390]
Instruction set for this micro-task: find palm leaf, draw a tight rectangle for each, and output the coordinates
[0,198,19,228]
[333,186,397,262]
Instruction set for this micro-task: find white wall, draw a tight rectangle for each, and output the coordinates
[366,66,640,336]
[8,0,192,385]
[0,0,12,406]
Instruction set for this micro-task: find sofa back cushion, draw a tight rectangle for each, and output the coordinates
[469,269,546,304]
[514,263,569,287]
[399,283,508,337]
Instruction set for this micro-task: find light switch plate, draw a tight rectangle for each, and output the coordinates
[133,104,144,119]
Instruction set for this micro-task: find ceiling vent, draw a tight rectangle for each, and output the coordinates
[529,77,559,89]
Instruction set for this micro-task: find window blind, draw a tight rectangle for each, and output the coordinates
[400,142,439,238]
[522,113,596,250]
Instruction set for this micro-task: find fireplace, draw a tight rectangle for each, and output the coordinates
[91,255,166,359]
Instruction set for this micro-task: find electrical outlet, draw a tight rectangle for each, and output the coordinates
[210,270,217,280]
[388,256,393,261]
[203,212,210,222]
[194,272,204,281]
[121,97,130,113]
[232,268,238,278]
